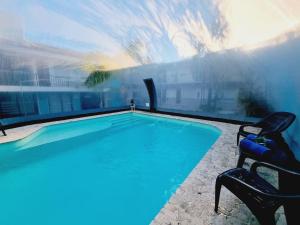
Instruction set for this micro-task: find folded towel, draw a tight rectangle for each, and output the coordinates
[240,138,271,157]
[246,134,276,149]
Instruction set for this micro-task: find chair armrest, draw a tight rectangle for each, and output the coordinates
[238,123,262,138]
[250,161,300,177]
[229,176,278,198]
[239,123,255,129]
[229,176,300,200]
[239,123,260,132]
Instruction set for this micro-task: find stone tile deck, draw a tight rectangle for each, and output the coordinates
[0,111,285,224]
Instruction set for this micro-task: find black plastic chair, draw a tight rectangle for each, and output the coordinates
[237,112,296,146]
[215,161,300,225]
[0,121,6,136]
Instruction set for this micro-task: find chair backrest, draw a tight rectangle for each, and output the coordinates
[259,112,296,134]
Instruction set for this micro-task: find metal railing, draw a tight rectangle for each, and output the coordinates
[19,77,85,88]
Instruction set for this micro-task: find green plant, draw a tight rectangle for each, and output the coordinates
[85,70,111,88]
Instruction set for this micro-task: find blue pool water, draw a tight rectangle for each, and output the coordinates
[0,113,220,225]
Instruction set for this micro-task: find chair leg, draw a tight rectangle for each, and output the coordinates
[215,177,222,213]
[255,211,276,225]
[279,173,300,225]
[1,128,6,136]
[236,133,240,146]
[237,153,246,168]
[285,204,300,225]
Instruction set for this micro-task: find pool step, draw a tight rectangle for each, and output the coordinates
[13,115,149,151]
[111,117,144,126]
[99,118,151,136]
[108,114,133,123]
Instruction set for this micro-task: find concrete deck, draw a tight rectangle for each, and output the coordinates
[0,111,285,224]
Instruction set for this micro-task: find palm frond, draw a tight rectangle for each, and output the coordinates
[85,70,111,88]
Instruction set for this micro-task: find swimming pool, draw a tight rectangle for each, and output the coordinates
[0,112,221,225]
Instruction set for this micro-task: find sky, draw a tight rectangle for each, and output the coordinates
[0,0,300,69]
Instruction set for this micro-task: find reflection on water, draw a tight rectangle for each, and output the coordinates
[0,1,300,157]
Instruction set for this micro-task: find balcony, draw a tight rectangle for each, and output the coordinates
[0,77,92,92]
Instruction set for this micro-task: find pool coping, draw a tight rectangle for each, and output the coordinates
[0,111,284,224]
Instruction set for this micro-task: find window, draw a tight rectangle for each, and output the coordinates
[176,89,181,104]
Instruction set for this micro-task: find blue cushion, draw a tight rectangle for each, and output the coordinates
[246,134,258,140]
[246,134,276,149]
[240,138,271,157]
[242,135,290,164]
